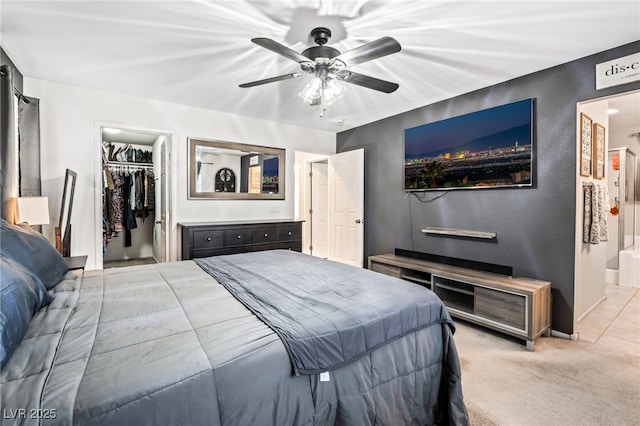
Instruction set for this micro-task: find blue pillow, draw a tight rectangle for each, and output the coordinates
[0,219,69,289]
[0,255,54,368]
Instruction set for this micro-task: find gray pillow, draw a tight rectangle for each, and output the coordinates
[0,255,54,367]
[0,219,69,289]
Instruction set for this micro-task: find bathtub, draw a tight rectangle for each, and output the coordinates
[619,247,640,287]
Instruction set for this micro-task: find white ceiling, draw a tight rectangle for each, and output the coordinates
[1,1,639,133]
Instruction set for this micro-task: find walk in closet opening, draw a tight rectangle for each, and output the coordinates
[99,126,171,269]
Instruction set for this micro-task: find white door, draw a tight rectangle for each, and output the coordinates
[310,161,329,258]
[152,138,169,263]
[328,149,364,267]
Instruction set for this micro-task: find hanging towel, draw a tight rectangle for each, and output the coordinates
[589,184,602,243]
[597,183,609,242]
[583,183,596,243]
[583,182,609,244]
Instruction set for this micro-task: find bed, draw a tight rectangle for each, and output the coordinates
[1,220,468,426]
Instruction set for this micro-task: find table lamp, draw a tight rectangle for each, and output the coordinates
[16,196,50,228]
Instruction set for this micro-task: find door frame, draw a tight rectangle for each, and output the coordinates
[573,88,640,332]
[295,152,330,256]
[295,149,365,266]
[94,121,175,269]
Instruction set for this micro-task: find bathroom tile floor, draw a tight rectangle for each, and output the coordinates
[577,284,640,356]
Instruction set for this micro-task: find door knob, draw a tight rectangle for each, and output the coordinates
[155,220,162,224]
[355,219,365,224]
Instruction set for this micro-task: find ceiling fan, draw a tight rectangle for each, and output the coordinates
[239,27,401,116]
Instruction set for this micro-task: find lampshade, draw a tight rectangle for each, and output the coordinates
[16,196,50,225]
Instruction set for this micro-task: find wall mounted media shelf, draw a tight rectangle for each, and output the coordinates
[368,253,551,350]
[421,227,497,240]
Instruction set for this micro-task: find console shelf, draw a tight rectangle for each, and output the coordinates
[368,253,552,350]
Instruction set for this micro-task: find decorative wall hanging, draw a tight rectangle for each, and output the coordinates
[593,122,606,179]
[215,167,236,193]
[580,113,593,177]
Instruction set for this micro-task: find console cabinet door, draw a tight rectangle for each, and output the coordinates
[475,287,526,330]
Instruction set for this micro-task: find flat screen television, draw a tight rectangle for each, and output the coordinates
[404,98,534,191]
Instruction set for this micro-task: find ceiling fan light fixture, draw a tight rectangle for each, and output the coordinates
[298,76,346,115]
[323,79,346,105]
[298,77,323,104]
[241,27,401,117]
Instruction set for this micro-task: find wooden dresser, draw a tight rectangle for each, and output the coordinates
[368,253,552,350]
[179,220,302,260]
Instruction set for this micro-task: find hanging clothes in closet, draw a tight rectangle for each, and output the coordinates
[102,164,155,250]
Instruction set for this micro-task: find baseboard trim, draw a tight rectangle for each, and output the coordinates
[576,295,607,323]
[551,330,579,341]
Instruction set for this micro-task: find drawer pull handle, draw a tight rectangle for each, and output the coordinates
[288,231,292,236]
[264,233,268,237]
[237,235,241,239]
[207,237,211,242]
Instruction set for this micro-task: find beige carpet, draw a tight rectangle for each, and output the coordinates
[453,322,640,426]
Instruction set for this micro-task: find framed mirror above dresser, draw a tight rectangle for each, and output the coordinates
[188,137,285,200]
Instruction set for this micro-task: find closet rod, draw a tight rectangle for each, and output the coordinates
[106,160,154,168]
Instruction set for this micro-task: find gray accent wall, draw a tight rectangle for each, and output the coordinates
[337,41,640,335]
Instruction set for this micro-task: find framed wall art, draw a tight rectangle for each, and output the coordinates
[580,113,593,177]
[593,122,606,179]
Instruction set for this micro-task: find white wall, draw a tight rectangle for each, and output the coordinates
[575,100,609,322]
[24,78,336,270]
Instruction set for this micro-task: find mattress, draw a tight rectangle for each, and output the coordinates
[1,255,468,425]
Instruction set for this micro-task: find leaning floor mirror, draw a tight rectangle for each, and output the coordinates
[55,168,77,256]
[188,138,285,200]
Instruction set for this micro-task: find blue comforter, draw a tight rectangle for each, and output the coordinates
[196,250,454,375]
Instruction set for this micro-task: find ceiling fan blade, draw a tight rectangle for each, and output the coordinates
[332,36,401,67]
[336,71,399,93]
[252,38,311,63]
[239,73,301,88]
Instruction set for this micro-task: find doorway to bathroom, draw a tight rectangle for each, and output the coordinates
[575,89,639,339]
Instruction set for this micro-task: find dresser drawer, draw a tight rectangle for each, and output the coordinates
[255,241,302,252]
[193,230,224,249]
[225,228,252,246]
[252,226,278,244]
[193,246,248,258]
[277,224,301,241]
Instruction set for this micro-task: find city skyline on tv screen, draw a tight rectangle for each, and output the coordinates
[404,98,533,190]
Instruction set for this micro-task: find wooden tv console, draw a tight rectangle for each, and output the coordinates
[368,254,552,350]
